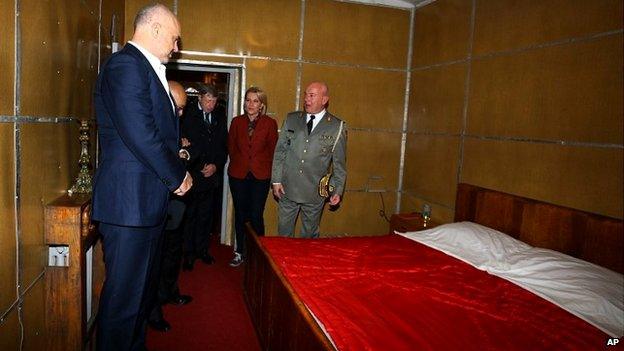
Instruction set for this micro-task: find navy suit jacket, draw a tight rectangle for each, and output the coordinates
[92,44,186,227]
[181,102,228,192]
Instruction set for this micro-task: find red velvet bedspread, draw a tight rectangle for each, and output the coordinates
[260,234,611,351]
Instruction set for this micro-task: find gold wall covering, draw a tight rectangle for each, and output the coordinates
[407,0,623,221]
[1,0,621,345]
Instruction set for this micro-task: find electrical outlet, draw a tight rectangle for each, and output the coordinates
[48,245,70,267]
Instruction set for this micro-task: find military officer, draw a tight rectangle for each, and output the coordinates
[271,82,347,238]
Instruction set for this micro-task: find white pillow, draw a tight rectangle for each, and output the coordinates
[399,221,531,269]
[398,222,624,337]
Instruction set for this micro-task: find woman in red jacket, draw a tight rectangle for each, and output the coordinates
[227,87,278,266]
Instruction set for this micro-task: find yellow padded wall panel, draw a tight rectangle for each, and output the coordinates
[400,193,454,224]
[403,134,460,207]
[177,53,244,66]
[245,59,298,126]
[322,191,397,236]
[0,308,19,350]
[124,0,173,42]
[20,280,46,350]
[301,64,406,130]
[469,35,623,144]
[473,0,624,55]
[20,0,99,119]
[264,196,279,236]
[347,130,402,191]
[408,63,466,133]
[461,138,623,219]
[412,0,472,67]
[0,0,14,115]
[101,0,126,62]
[0,124,16,313]
[177,0,300,58]
[304,0,410,68]
[19,123,78,292]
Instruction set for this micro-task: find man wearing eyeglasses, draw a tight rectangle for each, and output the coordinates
[180,83,228,270]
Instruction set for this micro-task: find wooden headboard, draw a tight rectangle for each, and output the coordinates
[454,183,623,274]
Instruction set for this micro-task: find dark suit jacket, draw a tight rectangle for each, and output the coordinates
[227,114,278,180]
[92,43,186,227]
[181,102,228,192]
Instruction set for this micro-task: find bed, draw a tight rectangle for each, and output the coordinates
[243,183,623,350]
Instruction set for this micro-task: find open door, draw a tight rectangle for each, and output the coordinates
[166,61,243,247]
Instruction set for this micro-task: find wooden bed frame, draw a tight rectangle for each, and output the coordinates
[243,183,623,350]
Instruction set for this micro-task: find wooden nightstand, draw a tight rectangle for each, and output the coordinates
[389,213,439,233]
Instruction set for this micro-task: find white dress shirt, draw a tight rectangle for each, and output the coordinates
[127,41,175,113]
[306,109,325,133]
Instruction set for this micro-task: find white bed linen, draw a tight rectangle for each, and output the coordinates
[398,222,624,338]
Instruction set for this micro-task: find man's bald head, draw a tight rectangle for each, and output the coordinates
[168,81,187,117]
[131,3,181,63]
[304,81,330,114]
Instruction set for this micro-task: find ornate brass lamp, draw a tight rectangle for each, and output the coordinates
[68,120,93,195]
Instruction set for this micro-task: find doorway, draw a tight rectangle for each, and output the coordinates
[166,61,243,247]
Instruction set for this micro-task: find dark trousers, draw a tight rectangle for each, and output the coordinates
[229,176,271,255]
[97,221,164,351]
[183,189,215,259]
[149,199,186,322]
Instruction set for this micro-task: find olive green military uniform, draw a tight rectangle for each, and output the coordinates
[271,111,347,238]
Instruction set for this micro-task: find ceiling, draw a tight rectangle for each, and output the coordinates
[342,0,436,9]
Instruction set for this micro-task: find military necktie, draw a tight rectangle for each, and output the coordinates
[307,115,315,135]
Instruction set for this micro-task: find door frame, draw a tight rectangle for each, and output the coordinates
[167,59,245,246]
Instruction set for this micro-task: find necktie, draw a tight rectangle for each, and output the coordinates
[307,115,315,134]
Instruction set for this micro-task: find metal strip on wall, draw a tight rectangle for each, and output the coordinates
[455,0,476,189]
[395,6,416,213]
[13,0,24,347]
[295,0,307,110]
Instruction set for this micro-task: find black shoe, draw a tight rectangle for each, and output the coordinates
[168,294,193,306]
[148,318,171,332]
[200,253,215,265]
[182,257,194,271]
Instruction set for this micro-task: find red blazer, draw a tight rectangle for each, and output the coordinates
[227,114,278,180]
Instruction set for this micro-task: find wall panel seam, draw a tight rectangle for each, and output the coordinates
[0,298,20,324]
[334,0,414,10]
[396,7,416,213]
[295,0,306,110]
[0,115,76,123]
[400,190,454,210]
[349,127,403,133]
[456,0,476,190]
[179,50,407,72]
[471,29,623,62]
[13,0,24,348]
[411,29,624,71]
[401,131,624,149]
[463,134,624,149]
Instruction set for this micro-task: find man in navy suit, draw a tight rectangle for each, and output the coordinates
[92,4,192,350]
[181,84,228,270]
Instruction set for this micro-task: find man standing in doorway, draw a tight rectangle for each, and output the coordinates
[92,3,192,350]
[181,83,228,269]
[271,81,347,238]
